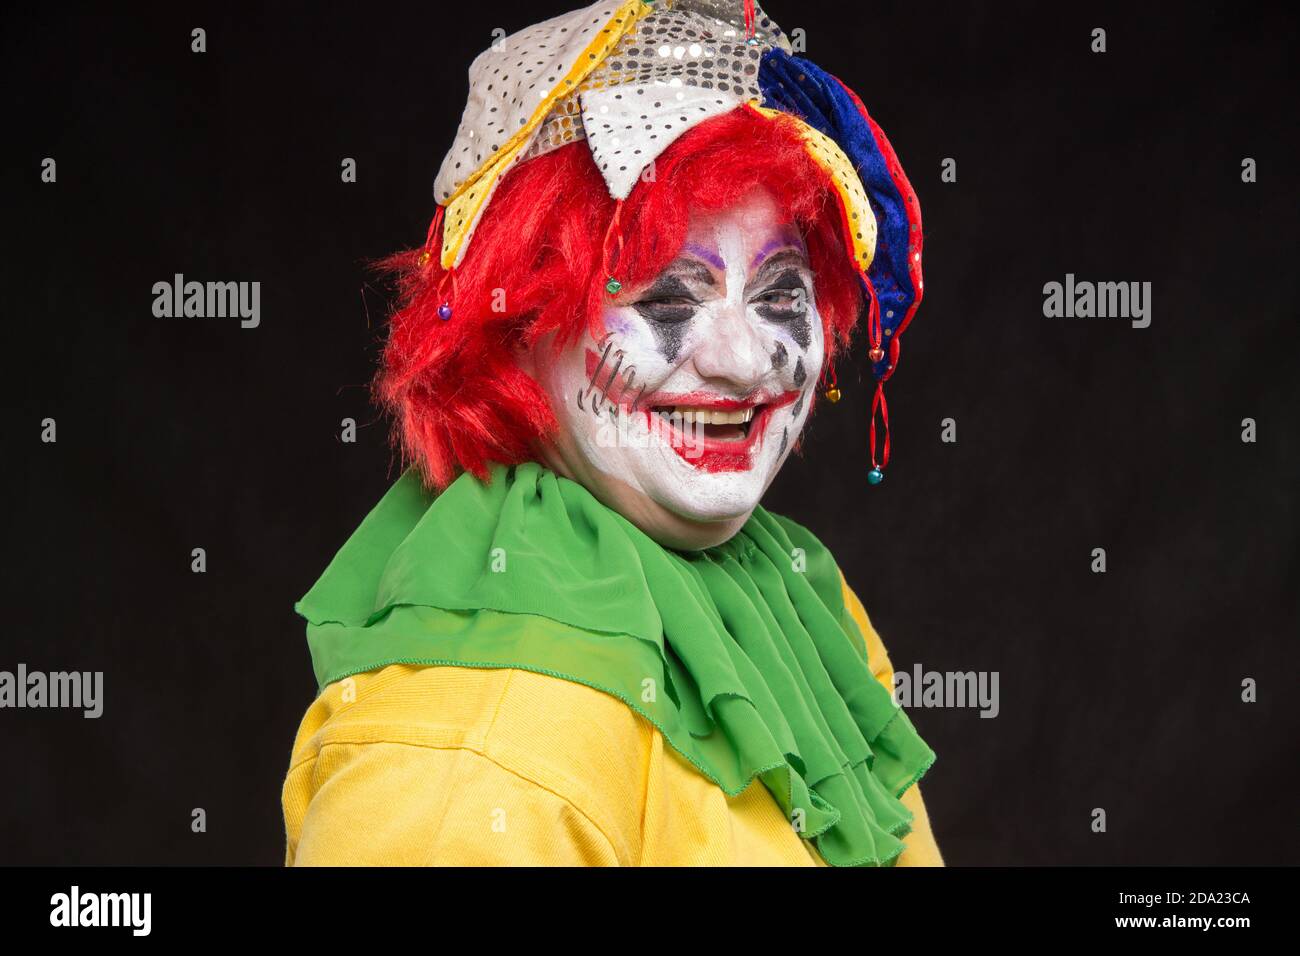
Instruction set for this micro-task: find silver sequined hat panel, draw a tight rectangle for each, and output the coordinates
[523,1,789,162]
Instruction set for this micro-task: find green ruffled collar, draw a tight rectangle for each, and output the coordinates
[297,462,935,866]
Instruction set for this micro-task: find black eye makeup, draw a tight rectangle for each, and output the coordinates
[626,251,812,328]
[752,268,811,321]
[632,274,703,324]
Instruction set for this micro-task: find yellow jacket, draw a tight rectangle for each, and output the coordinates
[283,576,942,866]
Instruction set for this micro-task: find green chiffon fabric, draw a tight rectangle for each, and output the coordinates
[296,462,936,866]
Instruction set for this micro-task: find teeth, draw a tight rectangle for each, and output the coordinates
[662,405,754,425]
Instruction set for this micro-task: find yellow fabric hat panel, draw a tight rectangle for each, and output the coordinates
[750,104,878,272]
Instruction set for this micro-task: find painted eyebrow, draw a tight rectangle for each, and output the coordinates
[751,249,810,282]
[681,242,725,270]
[749,234,804,270]
[661,257,718,288]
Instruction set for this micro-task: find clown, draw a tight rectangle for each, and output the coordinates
[284,0,939,866]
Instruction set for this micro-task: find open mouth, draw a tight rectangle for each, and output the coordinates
[624,390,800,472]
[648,404,763,443]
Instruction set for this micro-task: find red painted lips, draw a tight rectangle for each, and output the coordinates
[643,391,799,473]
[580,347,800,472]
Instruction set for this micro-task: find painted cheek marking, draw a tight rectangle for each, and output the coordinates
[648,320,688,364]
[771,341,788,369]
[785,306,813,349]
[577,341,613,412]
[583,346,647,410]
[793,357,807,388]
[604,313,634,336]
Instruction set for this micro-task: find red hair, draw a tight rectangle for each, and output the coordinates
[378,106,865,488]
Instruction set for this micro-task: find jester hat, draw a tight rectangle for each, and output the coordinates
[425,0,924,480]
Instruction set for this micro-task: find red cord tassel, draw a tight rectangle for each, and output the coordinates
[421,206,445,267]
[863,275,890,480]
[869,381,890,471]
[601,199,626,292]
[420,206,456,319]
[437,265,457,309]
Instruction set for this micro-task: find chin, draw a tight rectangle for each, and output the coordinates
[648,476,765,525]
[641,507,752,552]
[645,449,780,523]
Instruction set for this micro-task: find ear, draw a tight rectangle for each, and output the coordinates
[512,332,539,377]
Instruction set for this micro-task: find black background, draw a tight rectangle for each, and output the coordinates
[2,0,1296,866]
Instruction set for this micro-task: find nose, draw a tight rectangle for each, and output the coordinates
[688,302,772,392]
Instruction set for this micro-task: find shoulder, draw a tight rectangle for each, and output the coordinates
[285,663,654,860]
[838,573,895,688]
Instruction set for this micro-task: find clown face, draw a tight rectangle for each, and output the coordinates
[531,190,825,550]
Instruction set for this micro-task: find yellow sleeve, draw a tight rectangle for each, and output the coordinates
[282,665,643,867]
[286,740,619,866]
[840,574,945,867]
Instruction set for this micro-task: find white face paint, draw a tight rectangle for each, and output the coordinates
[531,191,826,550]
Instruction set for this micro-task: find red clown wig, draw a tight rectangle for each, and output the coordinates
[378,106,867,488]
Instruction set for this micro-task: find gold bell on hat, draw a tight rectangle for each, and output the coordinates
[823,362,842,402]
